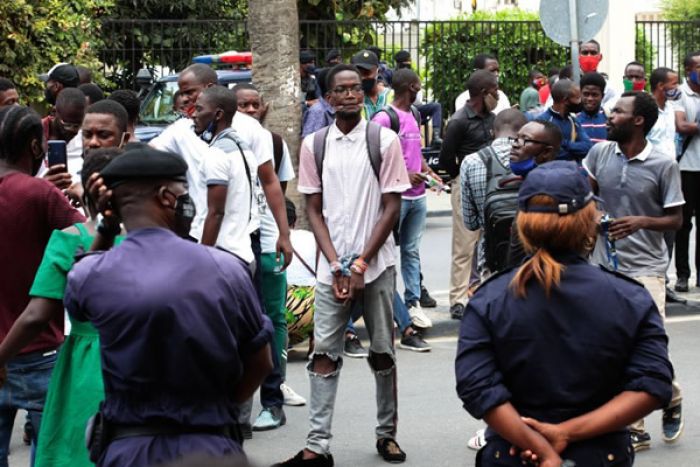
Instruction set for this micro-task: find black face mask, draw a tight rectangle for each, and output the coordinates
[166,190,196,238]
[567,101,584,114]
[303,64,316,75]
[44,87,56,105]
[397,62,412,70]
[361,78,376,94]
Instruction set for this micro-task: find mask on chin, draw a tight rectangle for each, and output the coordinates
[579,54,602,73]
[510,157,538,176]
[567,100,584,114]
[665,88,682,101]
[690,71,700,86]
[623,78,646,92]
[200,121,215,143]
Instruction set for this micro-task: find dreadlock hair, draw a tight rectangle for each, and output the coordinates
[0,106,42,164]
[510,195,598,298]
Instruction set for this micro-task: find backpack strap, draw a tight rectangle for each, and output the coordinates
[271,131,283,175]
[476,146,497,181]
[376,106,400,134]
[219,132,254,222]
[409,104,421,127]
[313,126,332,188]
[292,246,316,277]
[365,121,383,182]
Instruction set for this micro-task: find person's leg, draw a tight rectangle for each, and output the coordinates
[305,282,352,456]
[692,172,700,285]
[250,230,264,302]
[449,176,479,310]
[674,172,694,287]
[0,371,17,467]
[399,197,427,305]
[392,291,412,335]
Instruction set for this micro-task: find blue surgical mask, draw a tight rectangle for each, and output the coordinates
[510,158,537,176]
[200,121,215,143]
[690,71,700,86]
[665,88,682,101]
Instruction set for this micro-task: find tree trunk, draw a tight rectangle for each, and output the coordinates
[248,0,306,226]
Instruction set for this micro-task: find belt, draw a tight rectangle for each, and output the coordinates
[111,423,240,443]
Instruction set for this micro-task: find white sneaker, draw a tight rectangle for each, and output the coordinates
[408,303,432,328]
[467,428,487,451]
[281,383,306,406]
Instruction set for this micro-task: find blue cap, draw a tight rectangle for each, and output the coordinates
[517,161,596,215]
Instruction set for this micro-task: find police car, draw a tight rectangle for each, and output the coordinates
[135,51,252,142]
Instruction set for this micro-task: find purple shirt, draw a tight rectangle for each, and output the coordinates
[372,105,426,198]
[65,228,272,465]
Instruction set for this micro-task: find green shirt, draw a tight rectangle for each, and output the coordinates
[363,88,393,120]
[519,86,541,112]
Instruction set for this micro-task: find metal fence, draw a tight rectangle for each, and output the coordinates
[636,20,700,77]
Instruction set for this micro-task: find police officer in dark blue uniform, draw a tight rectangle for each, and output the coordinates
[455,161,673,467]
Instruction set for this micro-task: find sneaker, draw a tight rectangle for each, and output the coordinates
[376,438,406,463]
[630,431,651,452]
[675,277,689,292]
[343,334,368,358]
[252,406,286,431]
[408,302,432,329]
[273,450,334,467]
[662,404,684,443]
[419,285,437,308]
[399,330,431,352]
[450,303,464,320]
[467,428,487,451]
[281,383,306,406]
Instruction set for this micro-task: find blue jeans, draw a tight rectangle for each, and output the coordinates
[399,197,427,305]
[0,349,58,467]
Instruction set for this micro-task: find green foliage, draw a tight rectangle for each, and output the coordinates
[0,0,112,104]
[635,26,658,79]
[423,9,569,115]
[298,0,413,20]
[660,0,700,20]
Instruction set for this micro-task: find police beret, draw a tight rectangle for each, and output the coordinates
[101,146,188,188]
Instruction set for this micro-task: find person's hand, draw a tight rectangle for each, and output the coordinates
[86,173,120,228]
[509,417,569,462]
[409,172,425,187]
[429,171,444,185]
[348,271,365,300]
[43,164,72,190]
[65,182,84,208]
[276,233,293,270]
[332,274,350,301]
[609,216,647,240]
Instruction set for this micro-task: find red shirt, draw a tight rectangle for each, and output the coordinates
[0,172,85,354]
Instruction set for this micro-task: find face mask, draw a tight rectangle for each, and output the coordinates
[690,71,700,86]
[170,191,196,238]
[361,78,376,94]
[44,88,56,105]
[484,93,498,112]
[533,78,546,89]
[200,121,215,143]
[304,64,316,75]
[579,54,602,73]
[623,78,646,92]
[397,62,412,70]
[665,88,682,101]
[510,157,537,176]
[567,100,584,114]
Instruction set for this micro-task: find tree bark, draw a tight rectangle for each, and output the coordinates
[248,0,306,226]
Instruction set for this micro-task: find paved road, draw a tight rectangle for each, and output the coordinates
[6,214,700,466]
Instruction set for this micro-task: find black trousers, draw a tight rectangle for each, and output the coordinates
[675,171,700,280]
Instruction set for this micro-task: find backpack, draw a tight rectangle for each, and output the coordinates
[478,146,523,273]
[271,131,284,175]
[375,105,421,135]
[312,121,401,242]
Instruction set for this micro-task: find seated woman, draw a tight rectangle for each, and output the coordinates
[0,148,124,467]
[455,161,673,467]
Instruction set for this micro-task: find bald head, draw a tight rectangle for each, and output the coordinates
[467,69,498,97]
[178,64,218,110]
[551,79,577,103]
[494,108,527,138]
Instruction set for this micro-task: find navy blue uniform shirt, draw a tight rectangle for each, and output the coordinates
[537,107,594,161]
[456,253,672,425]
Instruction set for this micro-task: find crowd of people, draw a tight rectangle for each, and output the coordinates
[0,38,698,467]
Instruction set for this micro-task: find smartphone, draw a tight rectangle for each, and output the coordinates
[47,140,67,167]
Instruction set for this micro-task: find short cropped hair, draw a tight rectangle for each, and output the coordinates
[621,91,659,136]
[85,99,129,133]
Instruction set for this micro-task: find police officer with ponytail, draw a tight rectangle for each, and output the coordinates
[455,161,673,467]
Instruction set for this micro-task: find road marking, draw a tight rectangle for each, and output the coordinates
[667,314,700,324]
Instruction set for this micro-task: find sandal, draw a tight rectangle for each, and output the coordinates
[376,438,406,463]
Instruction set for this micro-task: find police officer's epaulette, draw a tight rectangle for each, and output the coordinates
[597,264,644,287]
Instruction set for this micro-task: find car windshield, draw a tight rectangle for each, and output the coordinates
[140,81,180,125]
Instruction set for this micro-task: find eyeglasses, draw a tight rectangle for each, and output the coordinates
[509,136,551,146]
[58,118,81,132]
[331,84,363,95]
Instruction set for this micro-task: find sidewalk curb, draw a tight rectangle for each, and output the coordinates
[426,210,451,218]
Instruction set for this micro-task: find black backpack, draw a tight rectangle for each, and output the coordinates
[374,105,421,135]
[478,146,523,273]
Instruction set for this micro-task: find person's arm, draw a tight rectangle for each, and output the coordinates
[233,344,273,403]
[0,298,63,368]
[566,121,594,160]
[200,185,228,246]
[257,161,292,269]
[461,158,481,231]
[609,205,682,239]
[439,119,463,178]
[675,109,699,136]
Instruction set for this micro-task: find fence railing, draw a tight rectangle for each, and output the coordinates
[636,20,700,78]
[99,18,700,114]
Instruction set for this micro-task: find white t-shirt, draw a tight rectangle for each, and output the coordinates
[149,118,209,239]
[287,229,317,287]
[204,129,259,264]
[647,101,679,160]
[454,89,510,114]
[260,134,295,253]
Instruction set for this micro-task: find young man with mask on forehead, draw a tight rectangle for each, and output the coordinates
[439,69,496,320]
[537,79,594,162]
[0,106,84,464]
[584,91,685,451]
